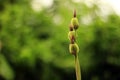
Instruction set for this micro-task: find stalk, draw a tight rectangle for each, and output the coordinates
[75,55,81,80]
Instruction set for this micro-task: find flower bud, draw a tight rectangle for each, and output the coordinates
[69,43,79,56]
[70,35,76,44]
[69,24,74,31]
[68,30,75,41]
[71,18,79,30]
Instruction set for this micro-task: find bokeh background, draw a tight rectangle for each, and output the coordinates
[0,0,120,80]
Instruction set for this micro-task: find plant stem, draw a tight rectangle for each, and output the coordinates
[75,55,81,80]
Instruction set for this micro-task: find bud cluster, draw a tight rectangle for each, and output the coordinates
[68,10,79,56]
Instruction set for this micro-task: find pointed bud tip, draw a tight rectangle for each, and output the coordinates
[73,9,76,17]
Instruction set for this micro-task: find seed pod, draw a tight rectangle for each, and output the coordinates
[69,43,79,56]
[71,18,79,30]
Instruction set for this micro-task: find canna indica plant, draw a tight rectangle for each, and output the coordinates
[68,10,81,80]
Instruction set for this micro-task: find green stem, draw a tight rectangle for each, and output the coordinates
[75,55,81,80]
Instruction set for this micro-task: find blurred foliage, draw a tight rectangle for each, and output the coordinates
[0,0,120,80]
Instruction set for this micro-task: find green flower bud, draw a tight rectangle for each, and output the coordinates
[69,43,79,56]
[69,24,74,31]
[68,30,75,41]
[71,18,79,30]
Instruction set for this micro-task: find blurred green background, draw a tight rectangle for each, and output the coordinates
[0,0,120,80]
